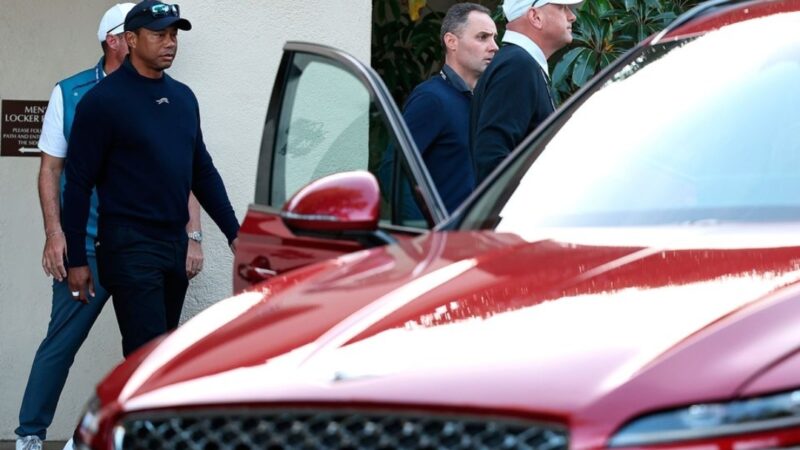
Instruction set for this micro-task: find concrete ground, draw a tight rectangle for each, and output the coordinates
[0,441,67,450]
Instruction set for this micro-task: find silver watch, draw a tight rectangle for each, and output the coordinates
[187,231,203,243]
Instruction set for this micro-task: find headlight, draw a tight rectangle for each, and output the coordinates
[74,394,101,449]
[609,389,800,447]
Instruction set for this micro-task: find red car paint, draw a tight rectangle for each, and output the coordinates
[80,1,800,448]
[89,229,800,449]
[662,0,800,41]
[282,171,381,232]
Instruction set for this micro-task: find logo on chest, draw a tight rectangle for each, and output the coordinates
[155,97,170,105]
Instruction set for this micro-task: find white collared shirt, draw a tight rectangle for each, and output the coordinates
[38,84,68,157]
[39,69,107,158]
[502,30,550,77]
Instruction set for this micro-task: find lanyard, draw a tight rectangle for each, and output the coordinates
[440,69,472,97]
[536,64,556,111]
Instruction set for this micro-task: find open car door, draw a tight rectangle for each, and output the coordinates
[234,42,448,293]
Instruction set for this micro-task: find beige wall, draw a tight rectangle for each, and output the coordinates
[0,0,371,440]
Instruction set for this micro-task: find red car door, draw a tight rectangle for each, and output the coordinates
[234,42,448,293]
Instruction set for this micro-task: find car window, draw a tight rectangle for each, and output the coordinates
[462,13,800,233]
[270,56,368,205]
[264,52,432,229]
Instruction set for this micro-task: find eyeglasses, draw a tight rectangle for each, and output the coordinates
[130,3,180,21]
[149,3,180,18]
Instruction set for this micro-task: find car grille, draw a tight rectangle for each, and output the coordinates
[117,409,568,450]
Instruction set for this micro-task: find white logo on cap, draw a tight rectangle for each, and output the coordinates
[155,97,169,105]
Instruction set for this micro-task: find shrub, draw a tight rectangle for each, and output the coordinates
[372,0,702,106]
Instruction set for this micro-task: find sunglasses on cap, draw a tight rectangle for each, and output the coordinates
[129,3,181,21]
[149,3,180,17]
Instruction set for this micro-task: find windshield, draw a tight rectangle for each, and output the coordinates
[462,13,800,233]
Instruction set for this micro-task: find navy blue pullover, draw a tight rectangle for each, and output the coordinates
[470,44,555,184]
[403,66,475,213]
[63,58,239,267]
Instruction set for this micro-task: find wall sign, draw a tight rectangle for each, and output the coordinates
[2,99,48,157]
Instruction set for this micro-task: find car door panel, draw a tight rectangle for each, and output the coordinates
[234,42,447,293]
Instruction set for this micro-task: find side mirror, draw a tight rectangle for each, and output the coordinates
[281,171,381,235]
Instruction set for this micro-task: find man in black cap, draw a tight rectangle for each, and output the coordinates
[63,1,240,357]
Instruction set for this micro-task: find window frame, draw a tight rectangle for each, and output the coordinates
[253,41,448,229]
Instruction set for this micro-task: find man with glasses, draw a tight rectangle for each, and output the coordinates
[470,0,581,184]
[16,6,143,450]
[63,1,239,360]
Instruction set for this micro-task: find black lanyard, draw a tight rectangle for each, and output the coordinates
[440,69,472,97]
[536,64,556,111]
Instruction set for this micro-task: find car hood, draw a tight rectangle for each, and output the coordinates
[106,226,800,447]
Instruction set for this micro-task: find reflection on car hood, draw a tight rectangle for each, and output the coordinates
[112,226,800,445]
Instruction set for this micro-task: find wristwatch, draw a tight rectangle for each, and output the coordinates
[187,231,203,243]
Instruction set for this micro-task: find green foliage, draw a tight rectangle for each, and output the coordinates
[372,0,702,106]
[372,1,444,105]
[550,0,701,103]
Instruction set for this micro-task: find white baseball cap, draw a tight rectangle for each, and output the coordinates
[502,0,583,22]
[97,3,136,42]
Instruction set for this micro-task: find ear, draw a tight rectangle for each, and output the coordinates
[528,7,544,29]
[124,30,137,49]
[105,34,121,51]
[443,31,459,53]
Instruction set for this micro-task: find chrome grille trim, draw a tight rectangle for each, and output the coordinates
[117,408,568,450]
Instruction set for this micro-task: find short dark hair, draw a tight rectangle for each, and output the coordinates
[440,3,491,49]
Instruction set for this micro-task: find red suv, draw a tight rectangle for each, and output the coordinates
[75,1,800,449]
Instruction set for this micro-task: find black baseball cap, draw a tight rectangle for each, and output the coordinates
[124,0,192,32]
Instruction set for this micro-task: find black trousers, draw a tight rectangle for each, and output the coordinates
[96,226,188,357]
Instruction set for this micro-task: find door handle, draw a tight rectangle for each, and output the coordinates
[237,256,277,283]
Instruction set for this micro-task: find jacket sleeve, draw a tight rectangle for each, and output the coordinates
[63,94,111,267]
[190,109,240,244]
[403,87,445,157]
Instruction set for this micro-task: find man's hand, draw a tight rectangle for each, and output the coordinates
[185,193,203,279]
[42,231,68,281]
[186,239,204,279]
[230,237,239,253]
[68,266,95,304]
[38,153,68,280]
